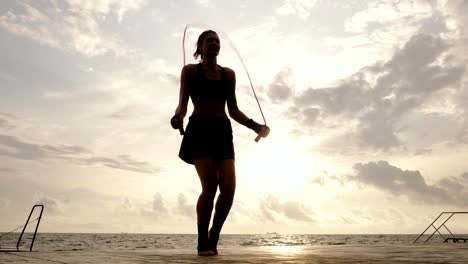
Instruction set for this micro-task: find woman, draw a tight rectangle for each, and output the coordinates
[171,29,270,256]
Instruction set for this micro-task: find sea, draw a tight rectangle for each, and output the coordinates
[1,233,468,263]
[0,233,450,251]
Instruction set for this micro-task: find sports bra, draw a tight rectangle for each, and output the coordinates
[190,63,230,102]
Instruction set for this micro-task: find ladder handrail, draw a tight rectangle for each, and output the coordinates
[442,224,455,237]
[0,204,45,252]
[20,204,44,251]
[414,211,468,244]
[412,212,444,243]
[424,213,455,243]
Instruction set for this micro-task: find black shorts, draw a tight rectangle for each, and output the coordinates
[178,115,235,164]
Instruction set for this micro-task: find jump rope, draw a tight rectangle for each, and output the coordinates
[180,24,268,142]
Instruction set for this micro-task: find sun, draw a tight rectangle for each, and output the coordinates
[242,137,312,191]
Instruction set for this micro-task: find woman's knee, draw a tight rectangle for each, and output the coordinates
[219,183,235,197]
[201,184,218,199]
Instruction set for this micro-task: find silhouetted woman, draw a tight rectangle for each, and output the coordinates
[171,30,269,256]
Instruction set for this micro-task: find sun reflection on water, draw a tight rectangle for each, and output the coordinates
[269,245,306,255]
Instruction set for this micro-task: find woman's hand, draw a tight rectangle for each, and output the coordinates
[170,114,184,135]
[246,119,270,141]
[258,125,270,138]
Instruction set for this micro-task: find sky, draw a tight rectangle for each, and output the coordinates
[1,0,468,235]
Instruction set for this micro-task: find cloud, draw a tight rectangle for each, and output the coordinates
[414,148,432,156]
[0,174,119,212]
[259,195,279,222]
[462,172,468,180]
[0,118,14,130]
[440,0,468,36]
[308,171,345,186]
[294,73,370,116]
[0,179,172,232]
[0,167,17,173]
[65,0,147,22]
[64,187,120,206]
[452,85,468,119]
[345,0,434,34]
[348,160,468,205]
[289,33,466,151]
[0,71,17,81]
[350,160,439,194]
[107,104,144,120]
[152,192,168,215]
[227,17,309,86]
[0,174,44,207]
[0,112,16,130]
[77,155,161,174]
[267,67,295,103]
[0,134,162,175]
[119,197,135,212]
[282,201,315,222]
[0,134,54,160]
[0,197,10,209]
[438,176,465,193]
[176,193,195,218]
[34,195,65,215]
[0,0,146,57]
[228,200,255,223]
[275,0,319,20]
[259,195,314,222]
[321,0,442,77]
[192,0,213,8]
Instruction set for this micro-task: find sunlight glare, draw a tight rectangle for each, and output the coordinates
[269,245,305,255]
[251,138,312,191]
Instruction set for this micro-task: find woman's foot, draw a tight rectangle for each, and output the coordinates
[198,237,215,256]
[197,249,215,256]
[208,229,219,255]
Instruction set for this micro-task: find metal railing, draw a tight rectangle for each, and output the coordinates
[413,211,468,243]
[0,204,45,252]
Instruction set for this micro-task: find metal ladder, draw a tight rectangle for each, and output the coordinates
[413,211,468,243]
[0,204,45,252]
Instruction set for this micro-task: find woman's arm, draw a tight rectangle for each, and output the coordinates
[226,67,271,138]
[225,68,250,125]
[171,65,193,134]
[174,65,191,118]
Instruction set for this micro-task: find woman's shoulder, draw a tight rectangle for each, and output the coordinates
[221,66,235,80]
[183,63,199,71]
[182,63,199,77]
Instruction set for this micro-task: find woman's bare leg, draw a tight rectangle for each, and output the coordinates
[193,157,218,256]
[209,159,236,254]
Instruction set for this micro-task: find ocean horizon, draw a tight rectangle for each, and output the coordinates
[2,233,468,263]
[1,232,464,250]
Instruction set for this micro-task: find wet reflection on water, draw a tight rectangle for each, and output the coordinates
[268,245,307,255]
